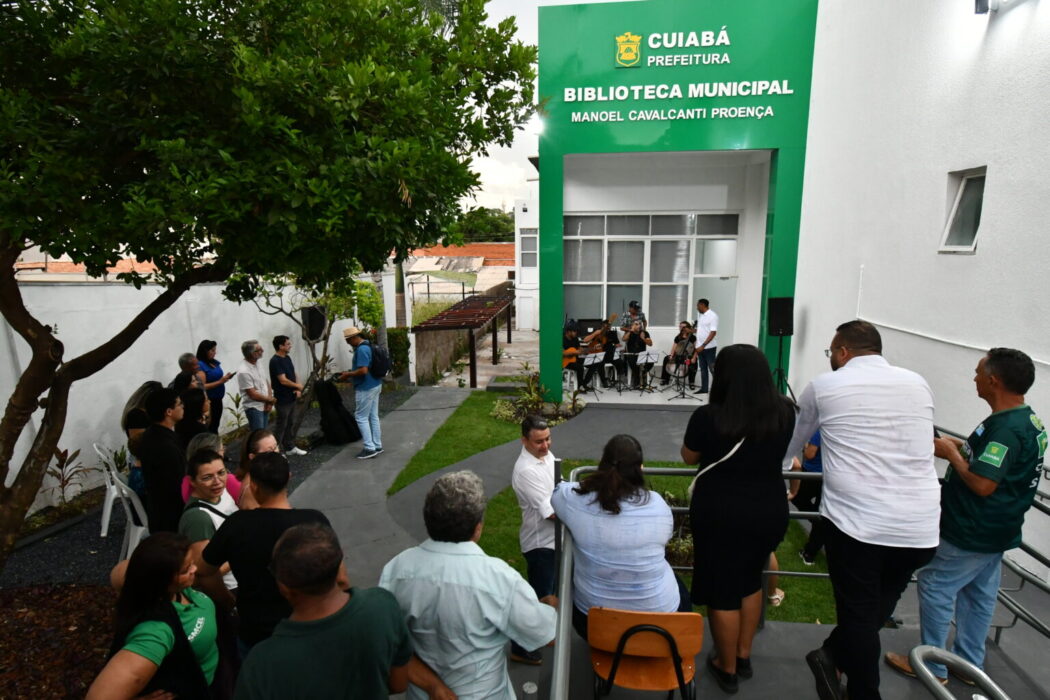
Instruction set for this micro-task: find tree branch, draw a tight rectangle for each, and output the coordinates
[63,263,232,381]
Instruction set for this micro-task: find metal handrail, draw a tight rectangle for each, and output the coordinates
[908,645,1012,700]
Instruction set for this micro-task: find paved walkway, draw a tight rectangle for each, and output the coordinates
[436,328,540,388]
[289,387,470,587]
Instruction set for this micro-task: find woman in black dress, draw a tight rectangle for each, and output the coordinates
[680,344,795,693]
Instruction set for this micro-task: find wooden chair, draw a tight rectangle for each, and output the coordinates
[588,607,703,700]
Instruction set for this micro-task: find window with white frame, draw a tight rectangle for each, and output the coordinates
[562,213,738,326]
[939,168,986,254]
[519,228,538,267]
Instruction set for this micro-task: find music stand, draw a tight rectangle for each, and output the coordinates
[665,358,701,402]
[633,349,661,395]
[772,335,796,402]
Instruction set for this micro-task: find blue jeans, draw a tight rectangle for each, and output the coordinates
[917,539,1002,678]
[354,384,382,451]
[698,346,716,391]
[245,406,269,432]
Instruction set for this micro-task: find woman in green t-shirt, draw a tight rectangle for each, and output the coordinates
[87,533,219,699]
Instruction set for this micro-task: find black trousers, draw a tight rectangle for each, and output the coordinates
[793,478,826,557]
[565,359,585,388]
[625,355,653,387]
[821,518,936,700]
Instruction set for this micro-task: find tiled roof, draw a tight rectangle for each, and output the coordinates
[410,242,515,267]
[14,258,159,275]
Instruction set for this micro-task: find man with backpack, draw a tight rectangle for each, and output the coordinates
[338,326,385,460]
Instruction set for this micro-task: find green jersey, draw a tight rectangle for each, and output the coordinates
[941,405,1047,553]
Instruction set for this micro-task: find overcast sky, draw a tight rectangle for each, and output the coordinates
[470,0,636,211]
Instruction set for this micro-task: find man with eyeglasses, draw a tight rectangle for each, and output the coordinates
[784,320,940,700]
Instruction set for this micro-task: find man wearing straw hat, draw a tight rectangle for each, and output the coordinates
[338,327,383,460]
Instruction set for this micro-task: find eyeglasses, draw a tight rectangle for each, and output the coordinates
[197,468,228,484]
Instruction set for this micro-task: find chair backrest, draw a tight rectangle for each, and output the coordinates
[588,608,704,659]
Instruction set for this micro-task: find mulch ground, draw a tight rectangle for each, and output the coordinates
[0,384,419,696]
[0,584,116,699]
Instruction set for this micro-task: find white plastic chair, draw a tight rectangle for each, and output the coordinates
[562,368,578,395]
[113,477,149,560]
[93,443,121,538]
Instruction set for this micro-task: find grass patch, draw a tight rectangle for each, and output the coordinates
[412,299,457,325]
[387,391,520,495]
[478,457,836,623]
[491,374,528,384]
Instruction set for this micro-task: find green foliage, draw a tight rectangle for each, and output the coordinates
[448,206,515,242]
[45,448,95,505]
[349,281,384,330]
[387,391,519,494]
[477,486,526,573]
[0,0,537,292]
[413,299,456,325]
[386,327,410,378]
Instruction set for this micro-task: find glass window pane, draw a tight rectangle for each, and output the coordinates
[607,215,649,236]
[694,240,737,275]
[565,285,602,320]
[519,228,538,236]
[692,276,737,345]
[698,214,739,236]
[651,215,696,236]
[607,242,644,282]
[521,253,537,267]
[521,237,537,252]
[564,240,603,281]
[945,176,985,247]
[650,241,691,282]
[649,286,690,326]
[606,285,643,320]
[563,216,604,237]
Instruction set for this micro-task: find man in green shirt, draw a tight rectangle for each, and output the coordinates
[887,348,1046,685]
[234,523,453,699]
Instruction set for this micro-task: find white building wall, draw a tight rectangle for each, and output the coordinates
[794,1,1050,576]
[3,282,362,512]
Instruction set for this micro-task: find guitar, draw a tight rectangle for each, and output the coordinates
[583,313,619,354]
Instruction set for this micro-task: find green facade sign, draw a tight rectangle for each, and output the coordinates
[538,0,818,398]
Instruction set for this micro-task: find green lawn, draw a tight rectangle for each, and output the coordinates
[386,391,520,494]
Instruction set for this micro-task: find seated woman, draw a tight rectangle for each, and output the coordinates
[551,434,689,639]
[88,533,219,699]
[235,429,279,510]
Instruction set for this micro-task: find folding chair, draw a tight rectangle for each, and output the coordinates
[563,368,579,395]
[588,607,703,700]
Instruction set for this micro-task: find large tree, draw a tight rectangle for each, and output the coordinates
[0,0,535,565]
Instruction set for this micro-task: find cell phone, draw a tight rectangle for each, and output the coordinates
[229,371,238,377]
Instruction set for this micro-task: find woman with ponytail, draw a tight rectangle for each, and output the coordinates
[551,434,689,639]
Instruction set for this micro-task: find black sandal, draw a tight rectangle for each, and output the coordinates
[707,652,739,694]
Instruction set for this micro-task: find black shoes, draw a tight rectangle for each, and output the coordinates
[510,647,542,665]
[806,647,842,700]
[799,549,816,566]
[707,653,739,694]
[736,657,753,680]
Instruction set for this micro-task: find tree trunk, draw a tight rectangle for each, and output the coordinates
[370,271,388,348]
[0,261,230,571]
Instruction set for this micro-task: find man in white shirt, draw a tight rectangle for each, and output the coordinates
[510,415,557,665]
[380,470,557,699]
[783,320,940,700]
[693,298,719,393]
[237,339,275,431]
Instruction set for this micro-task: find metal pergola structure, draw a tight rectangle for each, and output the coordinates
[411,290,515,388]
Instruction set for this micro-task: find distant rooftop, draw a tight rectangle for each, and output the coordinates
[410,242,515,267]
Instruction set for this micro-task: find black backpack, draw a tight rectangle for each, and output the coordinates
[365,340,392,379]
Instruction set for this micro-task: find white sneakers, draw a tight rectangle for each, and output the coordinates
[287,446,308,456]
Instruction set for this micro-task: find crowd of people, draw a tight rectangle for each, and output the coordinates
[87,318,1044,699]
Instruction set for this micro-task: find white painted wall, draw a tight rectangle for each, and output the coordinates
[3,281,365,513]
[793,1,1050,576]
[563,150,770,352]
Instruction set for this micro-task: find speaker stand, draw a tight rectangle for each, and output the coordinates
[772,335,797,403]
